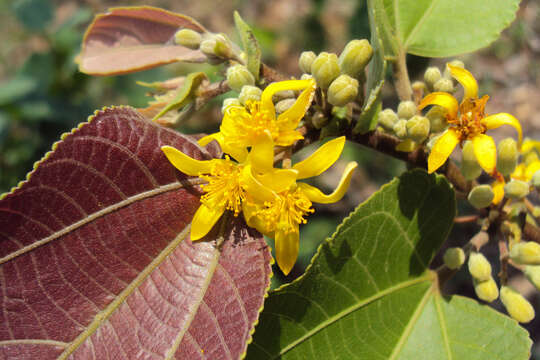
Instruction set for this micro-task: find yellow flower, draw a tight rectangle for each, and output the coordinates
[512,139,540,181]
[419,64,522,174]
[242,134,358,275]
[199,79,316,162]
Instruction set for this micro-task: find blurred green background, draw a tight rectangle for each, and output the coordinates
[2,0,540,355]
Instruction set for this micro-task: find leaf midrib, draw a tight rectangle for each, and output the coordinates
[0,178,204,265]
[276,274,432,358]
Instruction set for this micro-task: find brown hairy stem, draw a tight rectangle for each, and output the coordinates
[394,50,412,101]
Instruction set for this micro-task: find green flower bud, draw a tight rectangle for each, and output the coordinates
[273,90,295,102]
[338,39,373,78]
[174,28,202,49]
[327,74,359,106]
[504,180,530,200]
[406,115,430,143]
[424,67,442,90]
[473,277,499,302]
[433,78,454,93]
[468,185,494,209]
[300,73,313,81]
[500,286,535,323]
[311,52,340,89]
[532,170,540,189]
[393,119,408,139]
[221,98,241,113]
[200,33,233,61]
[226,64,255,92]
[426,105,448,133]
[524,265,540,290]
[468,252,492,281]
[238,85,262,105]
[443,60,465,79]
[497,138,519,176]
[525,151,539,166]
[426,133,441,151]
[443,247,465,270]
[299,51,317,74]
[397,100,416,119]
[412,81,426,93]
[275,98,296,114]
[510,241,540,265]
[378,108,398,131]
[461,140,482,180]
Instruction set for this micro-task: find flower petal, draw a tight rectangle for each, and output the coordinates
[482,113,523,146]
[492,180,505,205]
[418,92,458,119]
[472,134,497,174]
[448,64,478,100]
[525,161,540,181]
[275,228,299,275]
[260,79,316,122]
[427,128,460,174]
[248,130,274,173]
[276,79,316,130]
[274,130,304,147]
[521,139,540,154]
[241,165,277,203]
[257,169,299,193]
[161,145,212,176]
[190,204,224,240]
[298,161,357,203]
[198,133,248,163]
[293,136,346,180]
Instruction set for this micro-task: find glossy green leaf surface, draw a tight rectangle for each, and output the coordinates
[247,170,532,359]
[368,0,519,57]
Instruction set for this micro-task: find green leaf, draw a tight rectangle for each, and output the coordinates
[12,0,53,31]
[353,0,387,134]
[0,76,37,106]
[234,11,262,81]
[247,170,532,359]
[368,0,520,57]
[152,72,207,121]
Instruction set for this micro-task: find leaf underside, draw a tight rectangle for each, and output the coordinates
[77,6,208,75]
[247,170,531,359]
[0,107,272,359]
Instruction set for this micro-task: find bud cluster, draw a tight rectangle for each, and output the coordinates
[298,39,373,107]
[175,29,240,64]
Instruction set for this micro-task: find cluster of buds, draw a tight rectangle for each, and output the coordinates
[175,28,240,64]
[298,39,373,107]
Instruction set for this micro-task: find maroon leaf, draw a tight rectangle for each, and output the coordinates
[0,107,272,359]
[77,7,208,75]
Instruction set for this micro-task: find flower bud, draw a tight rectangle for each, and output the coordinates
[300,73,313,81]
[378,108,398,131]
[299,51,317,74]
[433,78,454,93]
[406,115,430,143]
[468,252,492,281]
[311,52,340,89]
[473,277,499,302]
[524,265,540,290]
[443,247,465,270]
[412,81,426,93]
[461,141,482,180]
[504,180,530,200]
[426,105,448,133]
[424,67,442,90]
[327,74,359,106]
[397,100,416,119]
[226,64,255,92]
[393,119,408,139]
[468,185,494,209]
[200,33,233,61]
[273,90,295,102]
[500,286,535,323]
[275,98,296,113]
[497,138,518,176]
[510,241,540,265]
[174,28,202,49]
[221,98,241,114]
[338,39,373,78]
[238,85,262,105]
[443,60,465,79]
[533,170,540,189]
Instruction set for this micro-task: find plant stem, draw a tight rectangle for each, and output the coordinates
[394,50,412,101]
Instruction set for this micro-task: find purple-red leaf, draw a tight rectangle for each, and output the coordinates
[77,7,208,75]
[0,107,272,359]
